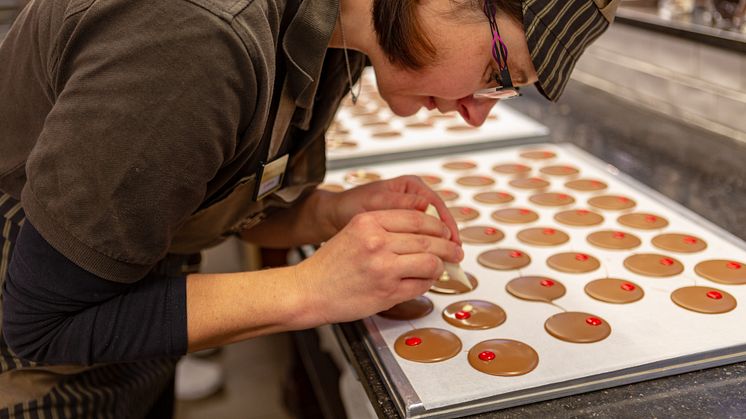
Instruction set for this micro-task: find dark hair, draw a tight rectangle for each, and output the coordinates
[371,0,523,69]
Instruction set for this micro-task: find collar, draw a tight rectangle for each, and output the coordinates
[282,0,339,110]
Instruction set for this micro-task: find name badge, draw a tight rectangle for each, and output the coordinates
[254,154,289,201]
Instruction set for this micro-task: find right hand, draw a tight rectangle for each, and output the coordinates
[296,209,464,325]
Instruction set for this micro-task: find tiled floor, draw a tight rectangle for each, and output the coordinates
[175,333,295,419]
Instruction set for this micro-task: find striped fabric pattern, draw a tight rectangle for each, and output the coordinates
[0,193,178,418]
[523,0,611,101]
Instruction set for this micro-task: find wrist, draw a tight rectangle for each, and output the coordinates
[310,189,341,241]
[285,264,326,329]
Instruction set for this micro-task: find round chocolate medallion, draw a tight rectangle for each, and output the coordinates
[587,230,641,250]
[509,177,550,190]
[671,286,737,314]
[617,213,669,230]
[418,174,442,187]
[588,195,636,211]
[478,249,531,270]
[448,206,480,222]
[565,179,608,192]
[344,170,381,185]
[459,226,505,244]
[585,278,644,304]
[442,161,478,171]
[394,328,462,363]
[554,209,604,227]
[517,227,570,246]
[547,252,601,274]
[436,189,459,202]
[442,300,506,330]
[652,233,707,253]
[624,254,684,277]
[468,339,539,376]
[492,208,539,224]
[457,175,496,187]
[520,150,556,160]
[529,192,575,207]
[492,163,531,176]
[540,165,579,177]
[506,276,566,302]
[474,191,514,205]
[378,296,434,320]
[430,271,479,294]
[694,260,746,285]
[545,312,611,343]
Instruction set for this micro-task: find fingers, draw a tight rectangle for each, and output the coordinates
[393,253,445,280]
[365,191,429,213]
[386,233,463,263]
[396,278,438,301]
[389,176,462,245]
[365,209,450,239]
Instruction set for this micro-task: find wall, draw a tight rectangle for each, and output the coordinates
[573,22,746,142]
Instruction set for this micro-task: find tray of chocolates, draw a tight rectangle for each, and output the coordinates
[326,69,549,170]
[322,143,746,418]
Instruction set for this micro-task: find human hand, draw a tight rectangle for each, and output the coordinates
[296,209,464,325]
[322,175,461,245]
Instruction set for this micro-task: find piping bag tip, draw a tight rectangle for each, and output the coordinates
[425,204,473,290]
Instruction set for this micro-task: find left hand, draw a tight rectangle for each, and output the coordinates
[321,175,461,245]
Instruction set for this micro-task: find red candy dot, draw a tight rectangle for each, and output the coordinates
[577,209,589,215]
[620,283,636,292]
[455,311,471,320]
[499,192,511,198]
[543,228,556,235]
[618,196,630,202]
[540,279,555,287]
[645,215,658,223]
[510,251,523,258]
[612,232,626,239]
[460,207,473,214]
[727,262,742,270]
[519,209,531,215]
[585,317,602,326]
[405,337,422,346]
[484,228,498,235]
[559,194,570,200]
[575,253,590,262]
[479,351,496,361]
[592,181,603,187]
[660,258,675,266]
[683,236,698,244]
[706,291,723,300]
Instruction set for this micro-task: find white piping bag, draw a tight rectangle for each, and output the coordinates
[425,204,473,290]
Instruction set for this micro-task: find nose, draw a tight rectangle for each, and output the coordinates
[456,96,497,127]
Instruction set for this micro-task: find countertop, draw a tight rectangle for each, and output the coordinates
[336,80,746,418]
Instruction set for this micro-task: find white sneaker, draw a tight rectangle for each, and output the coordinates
[175,356,224,401]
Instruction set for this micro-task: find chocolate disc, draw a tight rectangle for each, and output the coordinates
[694,260,746,285]
[474,191,514,205]
[361,120,389,128]
[585,278,644,304]
[617,213,669,230]
[349,106,378,116]
[491,208,539,224]
[457,175,495,187]
[459,226,504,244]
[418,174,442,187]
[371,130,401,138]
[446,124,478,132]
[652,233,707,253]
[430,271,479,294]
[529,192,575,207]
[671,286,737,314]
[554,209,604,227]
[545,312,611,343]
[565,179,608,191]
[405,121,433,128]
[345,170,381,185]
[517,227,570,246]
[448,206,480,222]
[509,177,550,190]
[492,163,531,175]
[506,276,566,302]
[442,161,477,170]
[317,183,345,193]
[378,296,434,320]
[588,195,636,211]
[394,328,462,363]
[436,189,459,202]
[547,252,601,273]
[587,230,641,250]
[478,249,531,270]
[520,150,556,160]
[468,339,539,376]
[624,254,684,277]
[539,165,579,177]
[442,300,506,330]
